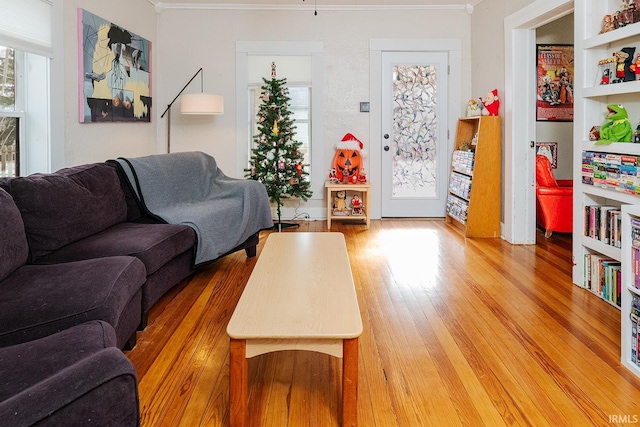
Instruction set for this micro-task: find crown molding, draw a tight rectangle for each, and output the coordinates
[150,2,472,13]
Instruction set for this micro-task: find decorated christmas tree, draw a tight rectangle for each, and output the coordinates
[245,63,312,230]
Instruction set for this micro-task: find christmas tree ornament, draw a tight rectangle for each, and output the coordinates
[272,120,280,136]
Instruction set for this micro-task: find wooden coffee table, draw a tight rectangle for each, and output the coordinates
[227,232,363,426]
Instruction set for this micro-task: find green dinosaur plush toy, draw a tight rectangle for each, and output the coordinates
[597,103,633,144]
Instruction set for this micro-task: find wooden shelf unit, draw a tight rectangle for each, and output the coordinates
[445,116,501,238]
[325,181,371,229]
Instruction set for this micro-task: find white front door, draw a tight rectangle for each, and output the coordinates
[381,51,449,217]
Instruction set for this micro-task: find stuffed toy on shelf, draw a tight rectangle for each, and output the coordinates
[597,103,633,144]
[333,190,348,214]
[480,89,500,116]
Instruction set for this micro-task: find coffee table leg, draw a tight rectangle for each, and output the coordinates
[342,338,358,427]
[230,339,247,427]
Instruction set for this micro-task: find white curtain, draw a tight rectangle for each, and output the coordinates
[0,0,52,57]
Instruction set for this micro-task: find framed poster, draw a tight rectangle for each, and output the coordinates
[536,44,573,122]
[78,9,152,122]
[535,142,558,168]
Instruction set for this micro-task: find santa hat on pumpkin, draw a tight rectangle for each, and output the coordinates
[336,133,367,156]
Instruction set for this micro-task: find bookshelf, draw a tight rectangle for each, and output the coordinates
[621,205,640,377]
[445,116,501,238]
[573,1,640,312]
[574,1,640,378]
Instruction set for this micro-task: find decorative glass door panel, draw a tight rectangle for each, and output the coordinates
[381,52,448,217]
[391,64,438,199]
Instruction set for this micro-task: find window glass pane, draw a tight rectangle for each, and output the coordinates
[289,87,310,120]
[0,46,15,111]
[0,117,18,177]
[249,86,312,179]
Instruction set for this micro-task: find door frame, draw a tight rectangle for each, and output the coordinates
[503,0,573,243]
[369,39,463,220]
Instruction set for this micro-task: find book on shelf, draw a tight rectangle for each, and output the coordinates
[634,318,638,365]
[583,205,621,247]
[446,194,469,223]
[451,150,474,175]
[631,295,640,366]
[582,151,640,195]
[631,218,640,290]
[584,253,621,306]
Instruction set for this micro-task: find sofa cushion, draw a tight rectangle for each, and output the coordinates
[34,222,196,275]
[0,188,28,282]
[0,177,12,193]
[0,256,145,347]
[8,163,128,261]
[0,320,140,426]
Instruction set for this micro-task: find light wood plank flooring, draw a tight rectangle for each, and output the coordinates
[125,219,640,426]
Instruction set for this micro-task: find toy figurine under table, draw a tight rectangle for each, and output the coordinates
[351,195,364,215]
[333,190,348,214]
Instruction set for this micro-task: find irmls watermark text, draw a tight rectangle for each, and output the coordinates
[609,414,639,423]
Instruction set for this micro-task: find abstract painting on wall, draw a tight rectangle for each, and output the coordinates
[78,9,152,123]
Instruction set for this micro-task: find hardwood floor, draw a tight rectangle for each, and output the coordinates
[125,220,640,426]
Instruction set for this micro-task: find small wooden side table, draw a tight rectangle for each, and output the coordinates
[325,181,371,230]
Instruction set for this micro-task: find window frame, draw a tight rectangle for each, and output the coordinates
[0,46,23,177]
[0,46,51,177]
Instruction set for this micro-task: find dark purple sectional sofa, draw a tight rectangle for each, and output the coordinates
[0,160,261,426]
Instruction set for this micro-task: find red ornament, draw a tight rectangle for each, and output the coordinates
[296,163,303,174]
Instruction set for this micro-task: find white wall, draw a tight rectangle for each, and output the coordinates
[52,0,157,169]
[156,6,471,218]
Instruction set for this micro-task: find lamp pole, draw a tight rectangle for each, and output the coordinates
[160,68,205,153]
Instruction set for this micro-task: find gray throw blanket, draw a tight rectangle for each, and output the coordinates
[115,151,273,265]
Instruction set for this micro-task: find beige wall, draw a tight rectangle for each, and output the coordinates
[53,0,157,168]
[470,0,537,101]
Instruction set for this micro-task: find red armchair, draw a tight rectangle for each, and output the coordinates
[535,154,573,238]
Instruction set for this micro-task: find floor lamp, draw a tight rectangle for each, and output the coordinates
[160,68,224,153]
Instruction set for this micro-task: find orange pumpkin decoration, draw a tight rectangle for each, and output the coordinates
[332,149,362,182]
[332,133,365,182]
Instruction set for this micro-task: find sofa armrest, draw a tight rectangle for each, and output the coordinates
[0,347,140,426]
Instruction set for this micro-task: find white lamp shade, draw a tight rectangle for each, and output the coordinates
[180,93,224,115]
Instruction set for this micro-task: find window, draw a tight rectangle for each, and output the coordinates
[236,42,324,199]
[0,46,19,177]
[249,85,312,177]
